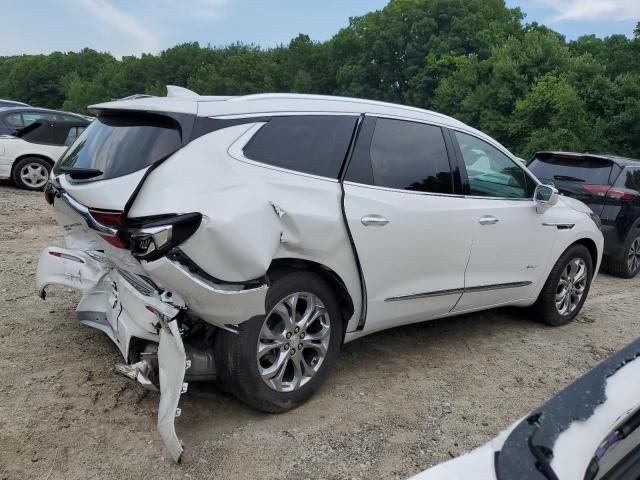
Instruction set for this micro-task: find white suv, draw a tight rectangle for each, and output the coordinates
[36,92,603,460]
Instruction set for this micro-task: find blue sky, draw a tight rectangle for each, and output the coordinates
[1,0,637,58]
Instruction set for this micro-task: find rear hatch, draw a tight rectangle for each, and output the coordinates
[48,110,196,270]
[528,153,621,217]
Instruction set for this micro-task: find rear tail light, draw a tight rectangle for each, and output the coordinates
[86,208,201,258]
[128,213,202,261]
[88,208,128,248]
[583,185,638,201]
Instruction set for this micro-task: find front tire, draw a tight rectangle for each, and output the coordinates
[12,157,51,191]
[533,244,594,326]
[604,232,640,279]
[215,271,344,413]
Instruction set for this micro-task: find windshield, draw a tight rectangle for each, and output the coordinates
[54,113,182,181]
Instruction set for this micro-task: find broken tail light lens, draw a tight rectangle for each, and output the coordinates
[128,213,202,262]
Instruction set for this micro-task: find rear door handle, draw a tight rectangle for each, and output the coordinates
[478,216,499,226]
[361,215,389,227]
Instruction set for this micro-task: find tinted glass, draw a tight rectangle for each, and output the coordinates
[619,167,640,191]
[243,116,357,178]
[22,123,74,146]
[455,131,529,198]
[54,114,181,181]
[3,113,25,127]
[368,118,452,193]
[528,156,613,185]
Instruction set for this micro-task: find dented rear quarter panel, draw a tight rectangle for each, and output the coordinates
[127,123,364,331]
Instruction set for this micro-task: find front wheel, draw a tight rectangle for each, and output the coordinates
[215,271,344,413]
[533,244,594,326]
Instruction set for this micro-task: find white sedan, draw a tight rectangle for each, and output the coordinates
[0,120,88,190]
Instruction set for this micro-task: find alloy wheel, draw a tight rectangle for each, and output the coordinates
[257,292,331,392]
[555,258,588,316]
[19,162,48,189]
[628,237,640,274]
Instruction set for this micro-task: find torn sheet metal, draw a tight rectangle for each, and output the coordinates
[157,318,187,462]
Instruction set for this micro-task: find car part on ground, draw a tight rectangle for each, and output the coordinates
[529,151,640,279]
[409,336,640,480]
[36,91,603,460]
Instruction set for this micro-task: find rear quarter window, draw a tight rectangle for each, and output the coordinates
[528,156,614,185]
[243,115,358,179]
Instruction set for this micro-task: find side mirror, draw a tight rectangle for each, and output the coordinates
[534,184,559,214]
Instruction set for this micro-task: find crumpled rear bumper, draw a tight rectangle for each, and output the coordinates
[35,246,195,462]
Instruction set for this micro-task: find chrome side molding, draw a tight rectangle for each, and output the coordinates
[385,281,532,302]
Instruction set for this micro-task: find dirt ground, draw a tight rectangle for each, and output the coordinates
[0,180,638,480]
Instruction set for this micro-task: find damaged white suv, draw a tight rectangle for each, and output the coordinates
[37,92,603,460]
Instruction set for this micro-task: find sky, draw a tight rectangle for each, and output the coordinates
[0,0,638,58]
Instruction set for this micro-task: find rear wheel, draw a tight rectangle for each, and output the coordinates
[533,244,594,326]
[12,157,51,191]
[215,271,343,413]
[604,232,640,279]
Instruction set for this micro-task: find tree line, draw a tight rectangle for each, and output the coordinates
[1,0,639,159]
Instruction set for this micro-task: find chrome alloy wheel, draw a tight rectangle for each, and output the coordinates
[19,162,48,189]
[628,237,640,273]
[257,292,331,392]
[555,258,588,316]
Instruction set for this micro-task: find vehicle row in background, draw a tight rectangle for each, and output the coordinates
[529,152,640,279]
[0,118,90,190]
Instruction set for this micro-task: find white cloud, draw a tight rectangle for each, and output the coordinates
[535,0,640,21]
[78,0,162,55]
[158,0,229,18]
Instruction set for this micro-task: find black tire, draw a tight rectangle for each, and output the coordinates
[215,271,344,413]
[532,244,594,326]
[12,157,51,191]
[603,231,640,279]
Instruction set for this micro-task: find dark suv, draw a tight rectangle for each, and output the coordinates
[529,151,640,278]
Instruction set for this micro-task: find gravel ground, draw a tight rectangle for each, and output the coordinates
[0,180,638,480]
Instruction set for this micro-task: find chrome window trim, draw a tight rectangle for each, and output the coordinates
[385,281,532,302]
[343,180,535,202]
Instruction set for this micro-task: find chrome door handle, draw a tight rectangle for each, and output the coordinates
[361,215,389,227]
[479,216,499,226]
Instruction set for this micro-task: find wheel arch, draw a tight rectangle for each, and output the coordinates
[11,153,55,177]
[574,237,599,267]
[267,258,355,328]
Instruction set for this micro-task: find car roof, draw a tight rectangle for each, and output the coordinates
[0,106,86,118]
[0,99,29,107]
[534,151,640,167]
[89,92,503,147]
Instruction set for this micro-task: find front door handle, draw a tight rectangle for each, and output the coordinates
[361,215,389,227]
[479,216,499,226]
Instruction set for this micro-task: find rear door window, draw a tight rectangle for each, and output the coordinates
[528,156,614,185]
[54,114,181,181]
[243,115,358,179]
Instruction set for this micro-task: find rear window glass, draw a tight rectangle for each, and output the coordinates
[243,116,357,178]
[54,114,181,181]
[528,156,613,185]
